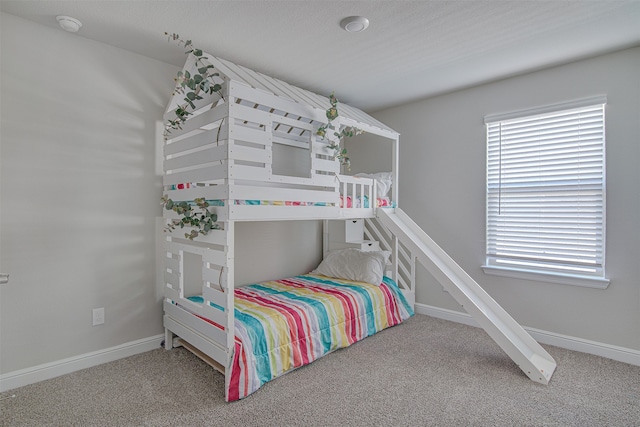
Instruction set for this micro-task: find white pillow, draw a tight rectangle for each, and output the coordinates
[312,248,390,286]
[354,172,393,198]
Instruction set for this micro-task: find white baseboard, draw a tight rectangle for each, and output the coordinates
[0,334,164,392]
[415,303,640,367]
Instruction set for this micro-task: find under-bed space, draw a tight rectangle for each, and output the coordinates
[165,273,413,401]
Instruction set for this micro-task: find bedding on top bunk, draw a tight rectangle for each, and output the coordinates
[165,194,395,208]
[186,273,413,401]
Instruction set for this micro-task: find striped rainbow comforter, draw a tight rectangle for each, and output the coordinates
[226,274,413,401]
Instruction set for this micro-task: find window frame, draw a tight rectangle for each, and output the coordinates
[482,96,610,289]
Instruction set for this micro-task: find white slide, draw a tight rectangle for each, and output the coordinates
[377,208,556,384]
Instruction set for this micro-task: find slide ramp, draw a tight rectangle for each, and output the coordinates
[377,208,556,384]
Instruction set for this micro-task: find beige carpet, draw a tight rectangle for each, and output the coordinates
[1,314,639,426]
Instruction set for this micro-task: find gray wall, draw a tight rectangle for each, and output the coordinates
[0,13,323,376]
[371,47,640,351]
[0,13,176,374]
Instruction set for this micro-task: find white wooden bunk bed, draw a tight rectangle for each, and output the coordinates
[162,53,557,402]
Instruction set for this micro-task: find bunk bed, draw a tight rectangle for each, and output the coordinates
[161,52,415,401]
[162,51,557,402]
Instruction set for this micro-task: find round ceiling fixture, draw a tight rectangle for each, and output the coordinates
[56,16,82,33]
[340,16,369,33]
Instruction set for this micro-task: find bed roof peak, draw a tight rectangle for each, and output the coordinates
[166,52,398,138]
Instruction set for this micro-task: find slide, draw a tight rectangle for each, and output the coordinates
[376,208,556,384]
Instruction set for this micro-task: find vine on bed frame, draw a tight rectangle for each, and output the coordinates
[161,196,220,240]
[316,92,364,171]
[163,32,224,139]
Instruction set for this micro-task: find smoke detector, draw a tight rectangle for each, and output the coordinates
[340,16,369,33]
[56,16,82,33]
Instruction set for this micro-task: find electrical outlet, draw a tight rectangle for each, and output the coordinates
[92,308,105,326]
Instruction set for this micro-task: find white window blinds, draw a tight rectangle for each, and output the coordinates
[485,99,606,282]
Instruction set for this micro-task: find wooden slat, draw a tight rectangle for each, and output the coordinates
[229,204,340,221]
[229,125,270,146]
[208,56,248,86]
[164,144,227,171]
[165,286,180,303]
[312,157,340,174]
[229,185,338,203]
[163,207,228,225]
[198,302,227,328]
[163,164,227,186]
[229,102,272,127]
[242,68,296,102]
[254,76,309,108]
[168,230,229,247]
[269,172,337,187]
[164,256,180,272]
[340,208,376,219]
[163,315,228,363]
[229,81,325,123]
[272,114,315,131]
[226,61,272,93]
[229,164,269,181]
[228,144,271,164]
[163,185,228,202]
[173,293,227,327]
[165,102,229,141]
[202,284,226,308]
[164,271,180,287]
[278,79,326,110]
[165,126,227,156]
[163,90,223,123]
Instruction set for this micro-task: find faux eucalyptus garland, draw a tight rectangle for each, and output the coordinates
[163,32,224,138]
[161,196,220,240]
[316,93,363,170]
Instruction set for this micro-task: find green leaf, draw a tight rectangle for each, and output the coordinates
[186,92,197,100]
[193,49,202,57]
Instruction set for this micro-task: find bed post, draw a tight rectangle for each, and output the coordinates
[392,134,399,206]
[322,219,330,258]
[224,219,235,402]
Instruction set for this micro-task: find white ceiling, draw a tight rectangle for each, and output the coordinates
[2,1,640,111]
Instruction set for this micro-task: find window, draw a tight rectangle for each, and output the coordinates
[483,97,609,288]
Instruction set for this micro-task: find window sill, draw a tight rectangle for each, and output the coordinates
[481,265,610,289]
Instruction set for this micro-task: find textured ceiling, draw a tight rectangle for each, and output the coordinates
[2,1,640,111]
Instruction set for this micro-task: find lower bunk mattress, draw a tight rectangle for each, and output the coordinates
[186,274,414,401]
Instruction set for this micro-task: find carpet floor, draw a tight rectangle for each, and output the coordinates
[1,314,638,426]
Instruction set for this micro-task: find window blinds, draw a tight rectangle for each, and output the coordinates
[485,102,606,279]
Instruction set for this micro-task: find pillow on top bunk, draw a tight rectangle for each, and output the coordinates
[313,248,390,286]
[354,172,392,198]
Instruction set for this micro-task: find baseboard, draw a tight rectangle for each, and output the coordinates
[0,334,164,392]
[415,303,640,367]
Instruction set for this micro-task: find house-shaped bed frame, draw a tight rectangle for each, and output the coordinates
[161,52,557,398]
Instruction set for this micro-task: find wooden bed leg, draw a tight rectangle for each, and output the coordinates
[164,328,174,350]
